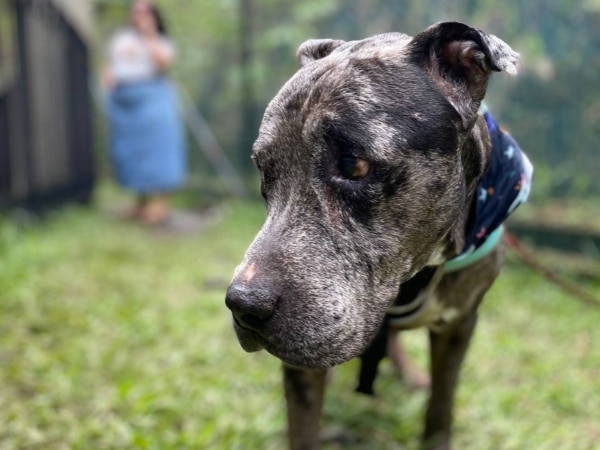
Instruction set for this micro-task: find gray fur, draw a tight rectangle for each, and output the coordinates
[225,21,519,449]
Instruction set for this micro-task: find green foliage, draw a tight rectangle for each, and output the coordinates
[0,198,599,449]
[95,1,599,198]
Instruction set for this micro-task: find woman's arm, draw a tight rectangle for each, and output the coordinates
[100,65,116,91]
[137,13,175,72]
[144,35,175,71]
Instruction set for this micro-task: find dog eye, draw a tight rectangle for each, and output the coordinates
[338,156,370,180]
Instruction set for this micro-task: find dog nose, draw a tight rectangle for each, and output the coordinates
[225,283,278,330]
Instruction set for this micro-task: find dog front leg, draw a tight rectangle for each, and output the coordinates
[423,312,478,450]
[283,364,327,450]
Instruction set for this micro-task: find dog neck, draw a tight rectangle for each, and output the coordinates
[440,112,492,262]
[392,107,531,311]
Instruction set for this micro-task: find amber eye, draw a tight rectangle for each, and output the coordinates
[338,156,370,180]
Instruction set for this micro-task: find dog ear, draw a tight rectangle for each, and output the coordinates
[409,22,518,107]
[296,39,346,66]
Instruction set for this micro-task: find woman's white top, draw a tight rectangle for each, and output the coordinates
[108,28,175,84]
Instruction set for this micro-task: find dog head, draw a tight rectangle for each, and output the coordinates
[226,22,518,368]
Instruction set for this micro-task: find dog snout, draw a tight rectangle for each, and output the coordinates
[225,283,278,331]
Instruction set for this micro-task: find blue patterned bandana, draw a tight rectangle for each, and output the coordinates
[460,106,533,254]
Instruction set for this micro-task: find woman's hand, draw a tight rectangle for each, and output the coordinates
[130,1,174,71]
[100,67,116,92]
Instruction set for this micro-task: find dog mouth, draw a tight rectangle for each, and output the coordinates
[232,318,265,352]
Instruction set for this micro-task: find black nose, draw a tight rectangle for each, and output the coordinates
[225,283,278,330]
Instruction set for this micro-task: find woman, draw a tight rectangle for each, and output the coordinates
[103,1,186,225]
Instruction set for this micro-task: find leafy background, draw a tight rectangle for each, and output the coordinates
[95,0,600,198]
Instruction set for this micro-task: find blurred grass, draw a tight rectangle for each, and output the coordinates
[0,194,599,450]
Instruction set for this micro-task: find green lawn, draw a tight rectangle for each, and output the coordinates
[0,197,599,450]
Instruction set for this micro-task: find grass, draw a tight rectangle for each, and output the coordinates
[0,193,599,450]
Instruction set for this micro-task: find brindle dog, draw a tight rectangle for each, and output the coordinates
[226,21,520,450]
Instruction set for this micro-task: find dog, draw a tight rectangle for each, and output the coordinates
[225,21,532,450]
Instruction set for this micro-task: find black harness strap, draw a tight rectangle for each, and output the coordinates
[356,267,438,395]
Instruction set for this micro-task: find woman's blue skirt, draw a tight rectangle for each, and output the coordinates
[108,78,186,194]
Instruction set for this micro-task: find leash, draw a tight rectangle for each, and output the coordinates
[503,230,600,308]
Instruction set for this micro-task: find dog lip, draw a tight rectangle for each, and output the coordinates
[233,315,267,334]
[233,313,268,332]
[232,318,264,352]
[233,316,250,330]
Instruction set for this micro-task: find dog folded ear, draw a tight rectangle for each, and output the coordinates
[297,39,346,66]
[409,22,518,106]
